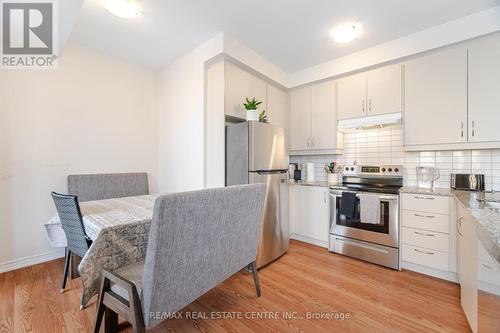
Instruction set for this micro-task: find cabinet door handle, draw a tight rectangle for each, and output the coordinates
[414,248,435,255]
[324,192,327,203]
[312,137,315,148]
[368,99,372,112]
[414,231,435,237]
[456,216,463,236]
[472,121,475,137]
[414,196,434,200]
[307,137,310,148]
[362,99,365,113]
[461,122,464,138]
[414,213,435,219]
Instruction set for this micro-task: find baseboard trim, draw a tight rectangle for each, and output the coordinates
[0,249,65,273]
[402,261,458,283]
[291,234,328,248]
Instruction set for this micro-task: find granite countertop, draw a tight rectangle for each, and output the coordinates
[454,191,500,265]
[399,186,453,197]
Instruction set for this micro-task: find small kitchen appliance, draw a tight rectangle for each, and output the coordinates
[451,174,485,191]
[416,166,440,189]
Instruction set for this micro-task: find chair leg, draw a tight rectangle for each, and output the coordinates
[60,248,71,293]
[249,261,261,297]
[93,302,106,333]
[104,308,118,333]
[93,275,111,333]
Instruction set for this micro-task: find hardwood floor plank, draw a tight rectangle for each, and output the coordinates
[0,240,482,332]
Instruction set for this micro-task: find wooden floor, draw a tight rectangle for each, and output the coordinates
[0,240,475,333]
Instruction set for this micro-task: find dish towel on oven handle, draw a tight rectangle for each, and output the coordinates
[359,193,381,224]
[339,191,357,218]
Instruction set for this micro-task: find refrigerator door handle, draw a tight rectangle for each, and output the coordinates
[255,170,288,175]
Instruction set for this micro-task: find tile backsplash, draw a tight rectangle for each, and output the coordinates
[290,125,500,191]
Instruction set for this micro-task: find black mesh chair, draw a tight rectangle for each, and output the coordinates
[51,192,92,294]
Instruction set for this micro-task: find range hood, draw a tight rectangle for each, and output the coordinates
[337,112,402,131]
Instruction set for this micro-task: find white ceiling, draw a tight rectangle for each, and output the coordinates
[70,0,500,72]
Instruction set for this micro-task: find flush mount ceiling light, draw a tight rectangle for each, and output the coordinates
[331,22,363,43]
[102,0,140,18]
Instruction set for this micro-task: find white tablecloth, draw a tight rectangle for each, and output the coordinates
[44,194,159,306]
[45,195,158,246]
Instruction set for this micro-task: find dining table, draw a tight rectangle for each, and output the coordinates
[45,194,159,307]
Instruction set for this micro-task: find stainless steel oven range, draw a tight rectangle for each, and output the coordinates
[329,165,403,270]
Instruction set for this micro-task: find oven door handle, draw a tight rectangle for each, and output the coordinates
[330,193,398,201]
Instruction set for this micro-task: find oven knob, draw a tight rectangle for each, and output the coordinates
[350,167,355,171]
[395,168,399,173]
[388,168,393,172]
[345,167,349,172]
[381,168,386,172]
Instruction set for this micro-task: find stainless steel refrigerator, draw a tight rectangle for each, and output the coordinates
[225,121,289,268]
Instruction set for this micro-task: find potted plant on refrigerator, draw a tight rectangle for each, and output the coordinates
[243,97,262,121]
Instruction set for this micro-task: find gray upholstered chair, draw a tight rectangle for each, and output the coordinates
[68,172,149,202]
[50,192,92,294]
[93,184,266,333]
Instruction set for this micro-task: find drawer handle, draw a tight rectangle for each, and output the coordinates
[414,213,435,219]
[414,196,435,200]
[414,231,435,237]
[414,248,435,255]
[456,216,463,236]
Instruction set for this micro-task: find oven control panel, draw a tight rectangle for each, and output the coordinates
[343,165,403,177]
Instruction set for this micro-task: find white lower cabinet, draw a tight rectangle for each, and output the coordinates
[402,227,449,253]
[402,244,449,271]
[401,193,453,275]
[457,206,479,333]
[289,185,329,247]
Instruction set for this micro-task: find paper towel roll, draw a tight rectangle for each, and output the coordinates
[306,162,315,182]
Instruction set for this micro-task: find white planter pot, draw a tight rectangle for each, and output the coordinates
[246,109,258,121]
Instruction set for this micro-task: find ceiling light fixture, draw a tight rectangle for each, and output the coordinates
[102,0,140,18]
[331,22,363,43]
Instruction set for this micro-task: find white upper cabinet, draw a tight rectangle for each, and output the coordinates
[405,47,467,146]
[290,86,312,151]
[337,72,366,120]
[338,64,402,120]
[311,81,336,150]
[468,34,500,143]
[267,83,289,149]
[224,61,267,120]
[249,74,267,113]
[366,64,402,116]
[290,81,342,153]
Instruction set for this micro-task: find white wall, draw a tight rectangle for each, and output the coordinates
[157,33,224,193]
[223,34,288,87]
[205,59,226,188]
[0,43,158,270]
[158,32,289,192]
[289,6,500,87]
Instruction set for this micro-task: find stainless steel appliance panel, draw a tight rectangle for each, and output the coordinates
[225,123,249,186]
[250,171,289,268]
[329,235,399,269]
[248,122,287,172]
[329,190,399,248]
